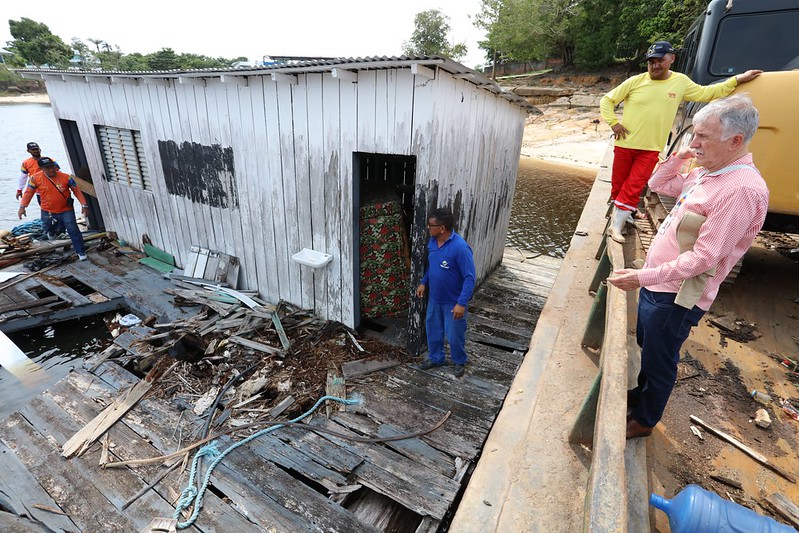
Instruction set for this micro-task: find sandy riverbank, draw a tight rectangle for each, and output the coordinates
[0,93,50,104]
[521,103,610,169]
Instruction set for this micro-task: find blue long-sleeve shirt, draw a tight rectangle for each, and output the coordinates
[420,232,476,306]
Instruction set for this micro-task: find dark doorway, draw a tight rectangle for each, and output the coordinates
[353,152,417,340]
[60,119,105,230]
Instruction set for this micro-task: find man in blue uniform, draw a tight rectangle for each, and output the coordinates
[415,208,476,378]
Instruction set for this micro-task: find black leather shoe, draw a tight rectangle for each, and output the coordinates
[453,364,465,378]
[419,359,445,370]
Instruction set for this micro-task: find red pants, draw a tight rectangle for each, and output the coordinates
[611,147,660,211]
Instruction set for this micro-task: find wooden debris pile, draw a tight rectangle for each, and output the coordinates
[97,284,412,438]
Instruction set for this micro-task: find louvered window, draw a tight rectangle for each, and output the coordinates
[96,126,151,191]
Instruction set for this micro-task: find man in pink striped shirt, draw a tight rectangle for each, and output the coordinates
[608,94,769,439]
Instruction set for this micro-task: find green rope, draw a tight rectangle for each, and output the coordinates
[173,394,361,529]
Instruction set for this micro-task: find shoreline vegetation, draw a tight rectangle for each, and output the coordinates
[0,89,609,169]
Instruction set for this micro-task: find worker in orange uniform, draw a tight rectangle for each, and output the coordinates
[18,157,90,261]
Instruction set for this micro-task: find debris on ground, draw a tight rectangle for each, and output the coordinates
[758,232,799,260]
[90,285,414,439]
[708,315,761,345]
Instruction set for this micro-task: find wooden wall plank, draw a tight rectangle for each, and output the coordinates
[131,83,176,256]
[292,75,315,310]
[244,77,279,298]
[203,79,238,257]
[323,74,343,323]
[306,73,330,319]
[173,83,210,249]
[227,79,261,292]
[153,82,194,266]
[374,70,389,154]
[275,79,302,306]
[263,79,292,301]
[357,71,377,153]
[339,75,358,326]
[391,69,415,154]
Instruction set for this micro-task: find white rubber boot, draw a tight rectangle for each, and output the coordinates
[609,207,628,243]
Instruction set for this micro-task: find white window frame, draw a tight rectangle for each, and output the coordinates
[96,126,151,191]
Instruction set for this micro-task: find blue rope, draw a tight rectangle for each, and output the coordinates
[173,394,362,529]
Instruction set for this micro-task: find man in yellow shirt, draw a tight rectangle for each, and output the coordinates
[600,40,762,242]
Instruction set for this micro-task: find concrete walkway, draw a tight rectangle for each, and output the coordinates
[451,150,615,532]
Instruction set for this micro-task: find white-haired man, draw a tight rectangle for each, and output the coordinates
[608,94,769,439]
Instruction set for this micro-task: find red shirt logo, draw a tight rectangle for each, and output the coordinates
[668,92,677,99]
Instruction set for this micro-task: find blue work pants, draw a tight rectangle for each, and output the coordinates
[44,209,85,256]
[629,288,705,427]
[425,302,468,365]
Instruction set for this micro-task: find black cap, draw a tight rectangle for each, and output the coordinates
[646,41,675,59]
[38,157,56,167]
[27,142,40,150]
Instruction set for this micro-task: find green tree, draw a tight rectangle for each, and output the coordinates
[147,48,179,70]
[475,0,578,65]
[7,17,71,67]
[402,9,467,60]
[117,52,148,71]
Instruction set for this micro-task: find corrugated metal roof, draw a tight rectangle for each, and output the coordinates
[15,55,537,112]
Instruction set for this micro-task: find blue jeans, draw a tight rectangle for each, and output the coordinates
[629,289,705,427]
[44,209,85,256]
[425,302,468,365]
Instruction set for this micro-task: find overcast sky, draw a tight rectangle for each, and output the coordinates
[2,0,489,69]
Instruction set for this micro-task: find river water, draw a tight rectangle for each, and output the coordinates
[0,103,71,230]
[0,101,595,418]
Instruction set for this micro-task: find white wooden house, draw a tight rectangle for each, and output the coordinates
[20,56,532,347]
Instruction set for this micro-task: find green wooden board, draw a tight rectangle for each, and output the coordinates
[143,243,176,266]
[138,256,175,273]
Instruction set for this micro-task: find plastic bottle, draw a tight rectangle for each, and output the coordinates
[783,400,799,421]
[650,485,796,533]
[751,389,773,405]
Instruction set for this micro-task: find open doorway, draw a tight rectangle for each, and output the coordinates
[59,119,104,230]
[353,152,417,342]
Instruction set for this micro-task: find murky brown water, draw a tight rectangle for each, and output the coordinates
[506,157,596,258]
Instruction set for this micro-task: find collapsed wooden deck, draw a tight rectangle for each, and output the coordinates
[0,249,560,532]
[0,247,195,333]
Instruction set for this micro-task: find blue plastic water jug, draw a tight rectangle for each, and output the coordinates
[650,484,797,533]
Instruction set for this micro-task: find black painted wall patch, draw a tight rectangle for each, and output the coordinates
[158,140,239,209]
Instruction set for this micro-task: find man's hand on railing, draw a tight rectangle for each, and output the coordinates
[607,269,641,291]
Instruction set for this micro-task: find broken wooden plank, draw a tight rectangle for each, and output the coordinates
[710,474,743,490]
[326,370,347,417]
[271,311,290,350]
[62,379,153,457]
[766,493,799,528]
[0,295,60,314]
[690,415,796,483]
[228,335,282,355]
[342,358,401,379]
[269,396,295,418]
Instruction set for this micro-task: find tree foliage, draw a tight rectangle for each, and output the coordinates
[477,0,708,68]
[402,9,467,60]
[7,18,71,67]
[7,18,249,72]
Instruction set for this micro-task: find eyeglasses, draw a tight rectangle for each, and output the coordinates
[426,223,443,228]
